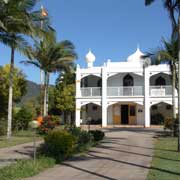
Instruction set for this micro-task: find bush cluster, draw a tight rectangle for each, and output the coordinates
[90,130,105,141]
[42,130,76,162]
[38,116,58,134]
[13,107,32,131]
[42,127,105,162]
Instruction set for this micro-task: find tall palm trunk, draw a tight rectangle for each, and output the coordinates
[43,72,50,116]
[46,73,50,115]
[178,15,180,152]
[172,66,176,136]
[43,71,47,116]
[7,47,15,139]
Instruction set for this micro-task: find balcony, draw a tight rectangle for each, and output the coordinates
[150,86,172,96]
[107,86,143,96]
[80,86,172,97]
[81,87,101,97]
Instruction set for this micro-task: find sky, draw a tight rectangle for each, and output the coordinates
[0,0,172,84]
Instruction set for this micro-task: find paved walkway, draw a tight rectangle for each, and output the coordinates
[0,141,42,168]
[26,128,161,180]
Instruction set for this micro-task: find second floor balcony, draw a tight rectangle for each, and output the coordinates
[80,85,173,97]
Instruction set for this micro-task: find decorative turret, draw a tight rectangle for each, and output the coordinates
[85,49,96,68]
[127,46,144,63]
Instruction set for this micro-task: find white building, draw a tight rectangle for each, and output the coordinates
[75,48,177,127]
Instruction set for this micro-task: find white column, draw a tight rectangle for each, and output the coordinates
[76,64,81,97]
[144,67,150,127]
[75,65,81,127]
[75,100,81,127]
[102,65,107,127]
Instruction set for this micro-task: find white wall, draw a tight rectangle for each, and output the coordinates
[107,105,113,124]
[136,104,144,125]
[107,73,143,87]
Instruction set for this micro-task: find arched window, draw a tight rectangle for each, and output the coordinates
[155,76,166,86]
[123,74,134,86]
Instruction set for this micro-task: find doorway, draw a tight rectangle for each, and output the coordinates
[121,105,129,124]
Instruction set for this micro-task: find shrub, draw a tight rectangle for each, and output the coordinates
[164,118,179,136]
[164,118,173,130]
[13,106,32,131]
[42,130,76,162]
[78,130,92,145]
[151,113,164,125]
[90,130,105,141]
[66,125,82,137]
[66,126,92,145]
[38,116,56,134]
[51,115,60,125]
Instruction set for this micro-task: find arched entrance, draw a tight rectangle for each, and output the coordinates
[81,103,102,125]
[150,102,172,125]
[107,102,143,125]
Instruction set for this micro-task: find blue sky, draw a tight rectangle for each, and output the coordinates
[0,0,171,84]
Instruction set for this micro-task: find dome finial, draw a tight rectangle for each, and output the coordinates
[127,46,144,62]
[85,49,96,68]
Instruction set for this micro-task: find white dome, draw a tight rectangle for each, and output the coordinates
[127,48,144,62]
[85,50,96,63]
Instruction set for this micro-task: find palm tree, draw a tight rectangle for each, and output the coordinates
[153,38,178,135]
[22,39,77,116]
[145,0,180,151]
[0,0,52,138]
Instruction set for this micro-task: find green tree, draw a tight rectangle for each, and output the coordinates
[0,0,52,138]
[52,70,75,124]
[13,106,33,131]
[22,38,77,116]
[55,84,75,124]
[0,64,26,132]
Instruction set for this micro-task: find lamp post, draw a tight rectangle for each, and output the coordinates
[29,120,39,162]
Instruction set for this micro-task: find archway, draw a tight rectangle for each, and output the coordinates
[81,75,102,96]
[81,103,102,125]
[150,102,172,125]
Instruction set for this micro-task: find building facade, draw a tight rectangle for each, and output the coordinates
[75,48,177,127]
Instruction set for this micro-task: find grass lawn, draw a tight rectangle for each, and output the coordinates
[0,130,43,149]
[0,156,55,180]
[147,137,180,180]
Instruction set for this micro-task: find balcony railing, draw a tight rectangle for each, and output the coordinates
[80,86,172,97]
[107,86,143,96]
[150,86,172,96]
[81,87,101,97]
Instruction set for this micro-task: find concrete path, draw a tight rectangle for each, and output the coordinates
[26,128,161,180]
[0,141,42,168]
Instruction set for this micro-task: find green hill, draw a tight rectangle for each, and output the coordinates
[20,80,41,105]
